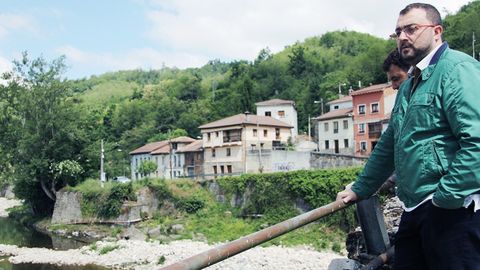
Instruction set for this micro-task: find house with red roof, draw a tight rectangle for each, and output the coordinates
[351,83,397,156]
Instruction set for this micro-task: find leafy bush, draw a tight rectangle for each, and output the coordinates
[98,183,136,218]
[176,196,205,213]
[217,167,362,231]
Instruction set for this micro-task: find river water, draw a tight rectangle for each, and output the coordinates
[0,217,106,270]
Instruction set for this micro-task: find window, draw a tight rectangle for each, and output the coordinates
[371,103,379,113]
[358,123,365,134]
[358,104,366,115]
[213,165,217,175]
[215,131,219,137]
[227,165,232,174]
[275,128,280,139]
[265,111,271,117]
[343,120,348,129]
[226,148,231,156]
[263,129,268,137]
[360,141,367,151]
[278,110,285,118]
[324,122,329,132]
[212,148,216,157]
[334,105,339,109]
[325,140,330,149]
[220,165,225,174]
[333,121,339,134]
[223,129,242,142]
[344,139,349,148]
[207,133,211,141]
[253,129,258,137]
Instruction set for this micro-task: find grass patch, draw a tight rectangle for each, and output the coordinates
[99,244,119,255]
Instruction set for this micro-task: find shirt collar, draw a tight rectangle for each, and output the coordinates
[416,43,443,71]
[407,42,444,76]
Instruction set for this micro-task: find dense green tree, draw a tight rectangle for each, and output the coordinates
[138,160,157,176]
[0,53,89,215]
[443,1,480,59]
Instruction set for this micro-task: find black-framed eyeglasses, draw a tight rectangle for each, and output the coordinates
[389,24,436,39]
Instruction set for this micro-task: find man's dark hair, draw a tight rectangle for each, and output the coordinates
[383,50,410,72]
[400,3,442,26]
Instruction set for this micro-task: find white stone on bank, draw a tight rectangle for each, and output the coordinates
[0,239,343,269]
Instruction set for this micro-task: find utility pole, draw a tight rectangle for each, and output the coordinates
[473,32,476,59]
[338,83,346,97]
[100,140,106,187]
[256,119,263,172]
[168,130,173,179]
[308,114,311,140]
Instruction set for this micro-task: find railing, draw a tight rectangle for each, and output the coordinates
[159,200,351,270]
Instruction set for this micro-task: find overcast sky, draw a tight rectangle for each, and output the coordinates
[0,0,472,79]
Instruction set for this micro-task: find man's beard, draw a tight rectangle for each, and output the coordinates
[399,43,430,65]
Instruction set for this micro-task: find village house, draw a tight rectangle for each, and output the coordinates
[199,113,293,178]
[314,95,354,154]
[176,139,204,179]
[351,83,397,156]
[129,136,200,180]
[255,99,298,139]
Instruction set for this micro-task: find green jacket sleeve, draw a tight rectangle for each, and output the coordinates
[352,123,395,199]
[433,61,480,209]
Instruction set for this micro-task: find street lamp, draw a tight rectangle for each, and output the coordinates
[338,83,347,96]
[117,149,125,176]
[314,99,324,115]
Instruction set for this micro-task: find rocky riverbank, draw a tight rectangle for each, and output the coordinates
[0,239,343,269]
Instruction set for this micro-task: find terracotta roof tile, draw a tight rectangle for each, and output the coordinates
[350,83,391,96]
[255,99,295,106]
[326,95,352,105]
[129,141,168,155]
[177,140,203,153]
[315,108,353,121]
[130,136,196,155]
[199,113,293,129]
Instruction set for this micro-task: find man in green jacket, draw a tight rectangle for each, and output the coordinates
[337,3,480,270]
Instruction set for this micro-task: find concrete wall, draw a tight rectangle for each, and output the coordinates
[310,152,368,169]
[245,150,311,173]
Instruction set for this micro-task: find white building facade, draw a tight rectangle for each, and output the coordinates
[314,95,354,154]
[255,99,298,139]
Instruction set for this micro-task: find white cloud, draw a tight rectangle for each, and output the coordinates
[56,45,210,77]
[52,1,472,78]
[0,13,36,39]
[143,0,471,63]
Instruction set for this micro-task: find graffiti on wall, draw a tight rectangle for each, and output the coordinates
[273,162,295,172]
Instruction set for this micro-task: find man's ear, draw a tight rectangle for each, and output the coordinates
[434,25,443,42]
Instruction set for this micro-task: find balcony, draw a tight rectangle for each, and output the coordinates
[368,122,382,139]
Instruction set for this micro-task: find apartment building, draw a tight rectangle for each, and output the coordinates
[199,113,293,177]
[351,83,397,156]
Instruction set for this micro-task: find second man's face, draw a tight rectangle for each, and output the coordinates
[388,64,408,90]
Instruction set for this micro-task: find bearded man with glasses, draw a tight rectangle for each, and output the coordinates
[337,3,480,270]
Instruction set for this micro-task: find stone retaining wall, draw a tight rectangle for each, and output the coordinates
[310,152,367,169]
[51,187,158,225]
